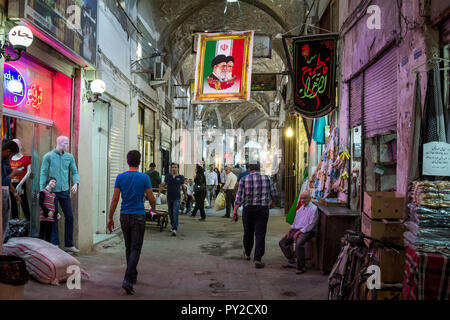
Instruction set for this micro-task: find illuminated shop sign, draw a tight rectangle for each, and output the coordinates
[293,34,338,118]
[3,63,44,110]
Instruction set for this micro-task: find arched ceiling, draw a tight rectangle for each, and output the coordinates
[138,0,311,128]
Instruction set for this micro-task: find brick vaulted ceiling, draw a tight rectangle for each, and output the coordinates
[138,0,311,129]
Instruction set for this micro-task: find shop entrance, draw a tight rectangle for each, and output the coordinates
[2,117,53,237]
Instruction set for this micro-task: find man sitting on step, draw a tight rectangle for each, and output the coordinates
[279,192,319,274]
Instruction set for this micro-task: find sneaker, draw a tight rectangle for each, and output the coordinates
[172,230,177,236]
[199,218,205,221]
[296,268,306,274]
[243,250,251,261]
[282,261,297,269]
[122,280,135,295]
[64,246,80,253]
[254,261,265,269]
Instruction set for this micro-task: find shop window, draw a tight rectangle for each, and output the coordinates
[364,133,397,193]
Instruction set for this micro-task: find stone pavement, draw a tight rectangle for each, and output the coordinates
[23,207,329,300]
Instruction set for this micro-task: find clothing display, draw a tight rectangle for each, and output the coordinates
[310,127,342,199]
[403,246,449,300]
[312,117,326,144]
[404,180,450,254]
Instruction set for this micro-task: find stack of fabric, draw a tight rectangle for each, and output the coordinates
[404,180,450,254]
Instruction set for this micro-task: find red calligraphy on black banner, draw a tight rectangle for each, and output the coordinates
[293,35,338,118]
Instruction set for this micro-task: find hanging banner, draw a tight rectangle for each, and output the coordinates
[292,34,338,118]
[193,31,254,103]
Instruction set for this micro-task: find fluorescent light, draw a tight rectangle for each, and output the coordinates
[227,0,238,2]
[148,42,152,47]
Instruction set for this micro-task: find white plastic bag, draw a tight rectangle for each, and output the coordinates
[156,196,162,205]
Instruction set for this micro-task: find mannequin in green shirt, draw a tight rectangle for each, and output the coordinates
[40,136,79,253]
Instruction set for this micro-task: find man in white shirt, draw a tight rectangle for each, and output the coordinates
[204,164,218,209]
[221,166,237,218]
[279,192,319,274]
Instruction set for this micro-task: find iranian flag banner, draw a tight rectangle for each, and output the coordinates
[202,38,244,89]
[194,31,253,102]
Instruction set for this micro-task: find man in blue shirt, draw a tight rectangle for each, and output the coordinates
[158,163,185,236]
[108,150,156,295]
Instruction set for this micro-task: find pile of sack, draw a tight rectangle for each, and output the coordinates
[404,180,450,254]
[3,237,89,285]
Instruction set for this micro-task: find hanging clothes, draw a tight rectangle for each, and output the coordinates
[312,117,326,144]
[409,73,422,182]
[423,66,447,144]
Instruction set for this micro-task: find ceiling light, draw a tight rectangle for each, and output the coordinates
[227,0,238,2]
[148,42,152,47]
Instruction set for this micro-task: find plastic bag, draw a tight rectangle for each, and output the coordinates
[214,192,225,211]
[155,196,162,205]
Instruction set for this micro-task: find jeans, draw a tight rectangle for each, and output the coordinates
[10,182,30,220]
[186,195,192,213]
[242,205,269,262]
[191,194,206,219]
[225,190,235,217]
[167,198,180,231]
[206,185,215,207]
[51,191,74,247]
[2,188,11,242]
[39,221,54,243]
[120,214,146,284]
[279,229,314,269]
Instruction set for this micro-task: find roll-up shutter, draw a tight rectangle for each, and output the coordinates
[350,73,363,128]
[363,48,398,138]
[441,17,450,44]
[108,100,127,227]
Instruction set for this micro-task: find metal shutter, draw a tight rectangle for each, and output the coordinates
[108,101,127,227]
[363,48,398,138]
[441,17,450,44]
[350,73,363,127]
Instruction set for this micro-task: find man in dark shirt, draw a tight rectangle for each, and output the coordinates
[2,140,21,241]
[158,163,185,236]
[145,162,161,191]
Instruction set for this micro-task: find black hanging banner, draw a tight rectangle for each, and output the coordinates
[292,34,338,118]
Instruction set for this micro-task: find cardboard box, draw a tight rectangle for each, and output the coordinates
[361,213,405,244]
[376,247,406,283]
[364,192,405,219]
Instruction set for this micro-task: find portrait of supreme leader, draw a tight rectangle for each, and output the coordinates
[206,54,236,90]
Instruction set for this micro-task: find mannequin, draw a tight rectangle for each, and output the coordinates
[40,136,79,253]
[9,138,32,220]
[39,177,61,243]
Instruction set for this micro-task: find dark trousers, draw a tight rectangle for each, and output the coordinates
[51,191,74,247]
[10,182,30,220]
[225,190,235,217]
[186,195,192,213]
[279,229,314,270]
[120,214,146,284]
[242,205,269,262]
[39,220,54,243]
[191,194,206,219]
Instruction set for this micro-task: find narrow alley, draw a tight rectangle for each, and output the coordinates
[23,210,328,300]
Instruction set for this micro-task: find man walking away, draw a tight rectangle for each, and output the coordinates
[204,164,218,209]
[233,161,277,269]
[222,166,237,218]
[279,192,318,274]
[108,150,156,295]
[145,163,161,192]
[158,163,185,236]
